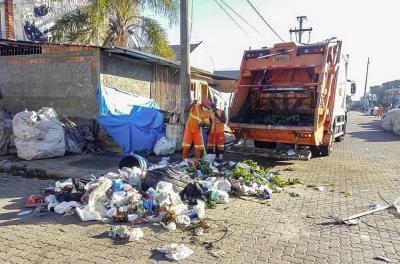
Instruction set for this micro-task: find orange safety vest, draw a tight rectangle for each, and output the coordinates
[186,105,210,132]
[210,109,225,134]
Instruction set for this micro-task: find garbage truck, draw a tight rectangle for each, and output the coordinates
[228,40,356,156]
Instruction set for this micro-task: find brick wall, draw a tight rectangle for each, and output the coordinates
[0,48,101,119]
[4,0,14,39]
[100,52,152,98]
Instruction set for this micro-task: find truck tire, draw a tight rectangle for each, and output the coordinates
[254,141,277,149]
[310,135,333,157]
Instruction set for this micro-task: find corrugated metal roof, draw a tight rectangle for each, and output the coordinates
[0,38,235,80]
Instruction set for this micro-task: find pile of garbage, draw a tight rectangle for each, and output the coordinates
[381,109,400,135]
[22,156,294,260]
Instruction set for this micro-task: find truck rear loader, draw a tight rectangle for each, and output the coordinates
[228,41,356,156]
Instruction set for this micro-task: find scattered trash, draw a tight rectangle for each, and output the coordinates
[109,225,143,241]
[368,202,381,210]
[289,192,300,198]
[153,137,176,156]
[17,210,33,216]
[157,244,193,261]
[315,186,326,192]
[210,190,230,204]
[345,192,352,197]
[373,256,391,262]
[287,149,296,156]
[54,201,82,214]
[162,222,177,232]
[344,218,360,225]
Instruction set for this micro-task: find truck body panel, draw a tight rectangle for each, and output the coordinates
[229,41,348,154]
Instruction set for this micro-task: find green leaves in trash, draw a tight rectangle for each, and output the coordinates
[286,178,301,185]
[270,176,287,187]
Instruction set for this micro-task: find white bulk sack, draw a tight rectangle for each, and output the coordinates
[12,107,65,160]
[153,137,176,156]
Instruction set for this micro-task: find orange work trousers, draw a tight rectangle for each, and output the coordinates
[207,132,225,154]
[182,127,204,160]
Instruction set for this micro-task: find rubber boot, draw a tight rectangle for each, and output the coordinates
[194,148,203,160]
[182,147,190,160]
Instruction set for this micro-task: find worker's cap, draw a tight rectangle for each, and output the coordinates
[202,99,212,109]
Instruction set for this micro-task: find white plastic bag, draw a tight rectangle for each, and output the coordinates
[12,108,65,160]
[157,244,193,261]
[193,200,206,219]
[54,201,82,214]
[210,190,230,204]
[153,137,176,156]
[76,178,113,221]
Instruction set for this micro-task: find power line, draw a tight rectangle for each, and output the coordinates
[214,0,251,38]
[219,0,262,35]
[246,0,285,42]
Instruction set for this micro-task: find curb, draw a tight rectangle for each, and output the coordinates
[0,161,82,180]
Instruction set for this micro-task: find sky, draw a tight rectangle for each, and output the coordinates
[149,0,399,99]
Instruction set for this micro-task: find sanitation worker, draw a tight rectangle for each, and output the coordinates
[375,105,384,119]
[208,103,227,161]
[182,99,212,160]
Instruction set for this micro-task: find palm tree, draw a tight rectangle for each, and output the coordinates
[50,0,178,59]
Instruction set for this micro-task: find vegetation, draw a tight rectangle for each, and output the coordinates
[50,0,178,58]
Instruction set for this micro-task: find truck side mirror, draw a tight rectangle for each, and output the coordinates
[351,83,356,95]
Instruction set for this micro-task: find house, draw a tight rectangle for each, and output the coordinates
[0,39,234,119]
[0,0,86,40]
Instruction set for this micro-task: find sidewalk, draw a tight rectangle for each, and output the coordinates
[0,153,123,179]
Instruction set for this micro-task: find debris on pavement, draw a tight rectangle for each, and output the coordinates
[368,202,382,210]
[156,244,193,261]
[17,210,33,216]
[315,186,326,192]
[109,225,143,241]
[374,256,392,262]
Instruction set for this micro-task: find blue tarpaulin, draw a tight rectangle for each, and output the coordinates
[97,87,165,154]
[97,85,158,116]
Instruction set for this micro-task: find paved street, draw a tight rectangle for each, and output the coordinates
[1,111,400,264]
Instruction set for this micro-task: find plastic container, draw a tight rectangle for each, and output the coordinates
[166,124,184,151]
[119,154,148,179]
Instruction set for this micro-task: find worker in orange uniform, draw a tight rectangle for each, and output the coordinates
[182,99,212,160]
[208,103,226,161]
[375,105,384,119]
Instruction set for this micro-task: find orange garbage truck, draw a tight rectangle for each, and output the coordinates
[228,40,356,156]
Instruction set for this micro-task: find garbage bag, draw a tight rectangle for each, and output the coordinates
[54,201,82,214]
[63,124,86,154]
[12,108,65,160]
[153,137,176,156]
[154,181,182,206]
[76,178,113,221]
[0,119,13,155]
[210,190,230,204]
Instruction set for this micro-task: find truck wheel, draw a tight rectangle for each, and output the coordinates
[254,141,277,149]
[320,135,333,156]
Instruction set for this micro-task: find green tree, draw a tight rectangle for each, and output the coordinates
[50,0,178,59]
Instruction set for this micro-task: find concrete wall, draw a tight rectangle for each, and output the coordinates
[0,48,101,118]
[100,52,153,98]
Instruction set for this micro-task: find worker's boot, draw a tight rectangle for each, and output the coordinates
[194,148,203,160]
[182,147,190,160]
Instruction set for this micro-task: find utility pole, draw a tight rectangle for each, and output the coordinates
[180,0,191,123]
[289,16,312,44]
[363,57,370,109]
